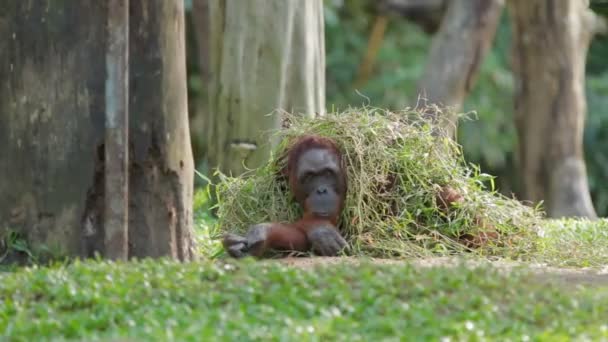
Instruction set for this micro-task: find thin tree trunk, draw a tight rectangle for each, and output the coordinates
[206,0,326,177]
[508,0,604,219]
[189,0,211,170]
[192,0,211,88]
[415,0,504,137]
[0,1,195,260]
[128,0,195,259]
[105,0,130,260]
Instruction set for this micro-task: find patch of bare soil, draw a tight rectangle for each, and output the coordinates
[272,257,608,288]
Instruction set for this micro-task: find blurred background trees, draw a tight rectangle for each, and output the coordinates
[192,0,326,182]
[415,0,504,137]
[186,0,608,218]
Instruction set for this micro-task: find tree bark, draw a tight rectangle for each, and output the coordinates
[508,0,602,219]
[415,0,504,137]
[105,0,130,260]
[0,1,107,259]
[206,0,326,177]
[0,0,195,260]
[192,0,211,92]
[189,0,210,170]
[128,0,195,259]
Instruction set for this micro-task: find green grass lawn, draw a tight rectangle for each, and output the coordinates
[532,218,608,267]
[1,258,607,341]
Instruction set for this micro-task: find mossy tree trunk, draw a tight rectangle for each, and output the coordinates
[0,1,107,259]
[0,1,195,260]
[508,0,604,219]
[415,0,504,137]
[205,0,326,177]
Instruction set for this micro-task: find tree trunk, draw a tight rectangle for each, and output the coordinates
[188,0,211,175]
[206,0,326,177]
[191,1,211,89]
[415,0,504,137]
[0,1,195,260]
[128,0,195,259]
[0,1,107,259]
[508,0,603,219]
[105,0,130,260]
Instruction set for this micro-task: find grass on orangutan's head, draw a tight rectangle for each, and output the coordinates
[215,106,543,259]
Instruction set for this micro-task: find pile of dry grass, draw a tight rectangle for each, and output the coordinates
[215,107,542,258]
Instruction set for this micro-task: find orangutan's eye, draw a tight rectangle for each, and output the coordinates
[302,173,313,183]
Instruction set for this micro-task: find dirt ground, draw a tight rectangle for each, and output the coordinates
[273,257,608,288]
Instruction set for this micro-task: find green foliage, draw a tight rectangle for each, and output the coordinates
[0,230,35,267]
[216,108,541,258]
[587,35,608,75]
[1,259,607,341]
[0,230,69,271]
[459,13,516,176]
[585,72,608,217]
[192,185,222,259]
[324,2,429,110]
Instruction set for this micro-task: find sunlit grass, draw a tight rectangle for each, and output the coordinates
[533,218,608,268]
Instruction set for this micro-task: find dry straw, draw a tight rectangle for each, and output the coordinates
[215,107,542,258]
